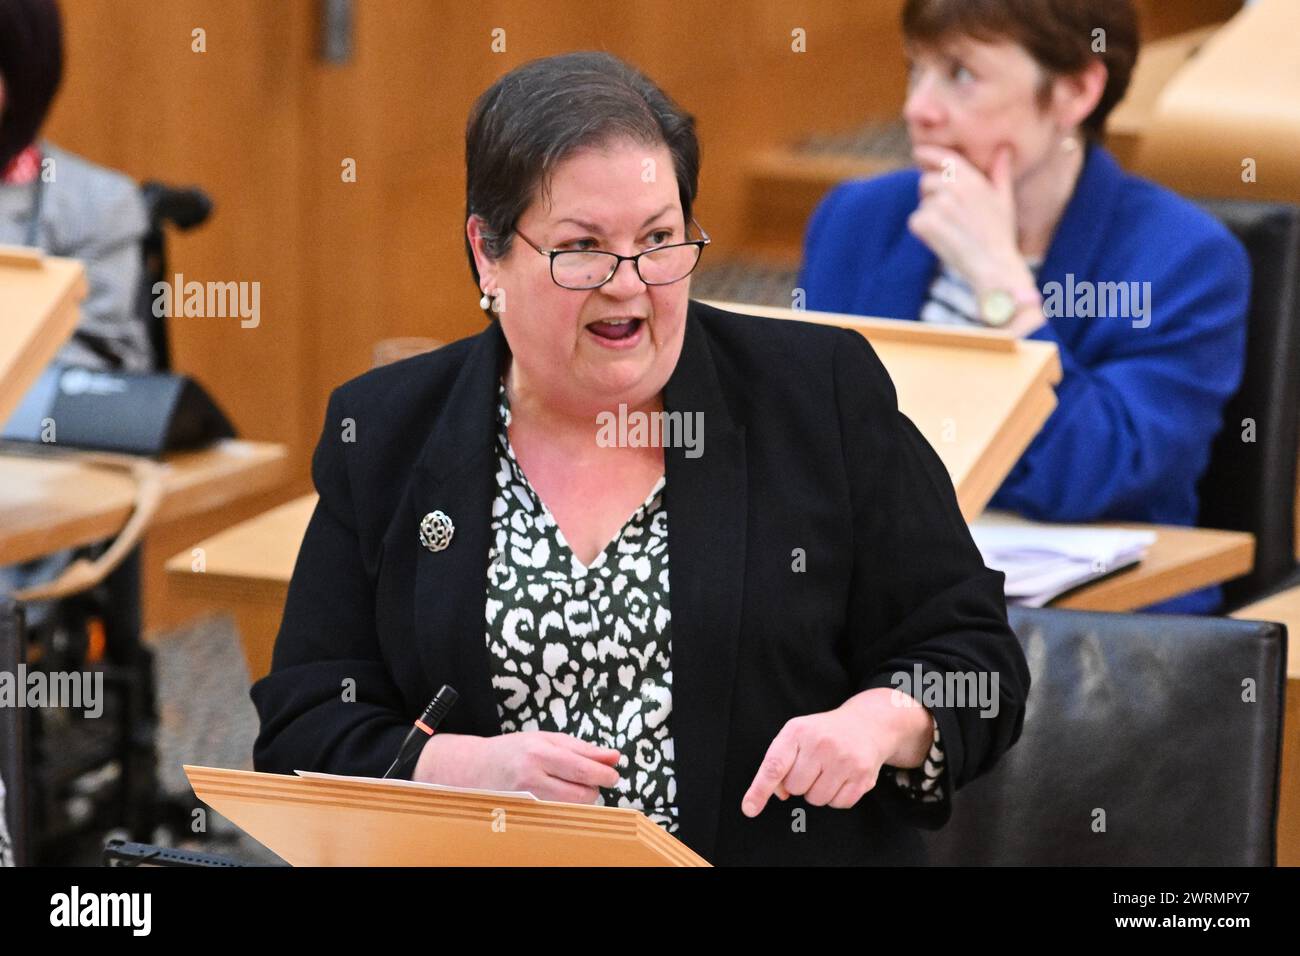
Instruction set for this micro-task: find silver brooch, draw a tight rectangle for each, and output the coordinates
[418,510,455,552]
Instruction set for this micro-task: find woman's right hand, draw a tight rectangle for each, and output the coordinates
[412,731,622,804]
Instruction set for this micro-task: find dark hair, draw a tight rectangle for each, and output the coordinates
[464,51,700,318]
[0,0,63,170]
[902,0,1139,142]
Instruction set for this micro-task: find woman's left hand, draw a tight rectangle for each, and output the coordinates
[741,688,934,817]
[908,144,1030,300]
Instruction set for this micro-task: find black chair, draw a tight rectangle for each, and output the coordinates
[1195,199,1300,609]
[21,181,214,861]
[921,605,1286,865]
[134,181,214,372]
[0,599,29,866]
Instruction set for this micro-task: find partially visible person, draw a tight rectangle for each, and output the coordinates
[799,0,1250,614]
[0,0,153,635]
[0,0,152,372]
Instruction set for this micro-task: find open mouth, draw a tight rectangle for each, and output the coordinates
[586,317,644,342]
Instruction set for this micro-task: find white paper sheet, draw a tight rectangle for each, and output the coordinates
[970,521,1157,607]
[294,769,540,801]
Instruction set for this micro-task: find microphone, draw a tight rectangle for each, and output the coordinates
[383,685,460,780]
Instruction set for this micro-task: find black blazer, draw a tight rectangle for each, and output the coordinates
[251,299,1029,865]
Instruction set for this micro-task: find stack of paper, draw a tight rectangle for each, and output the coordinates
[969,522,1157,607]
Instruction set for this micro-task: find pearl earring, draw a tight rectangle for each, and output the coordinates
[480,291,491,310]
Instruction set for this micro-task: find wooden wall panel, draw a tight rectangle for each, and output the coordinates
[46,0,315,473]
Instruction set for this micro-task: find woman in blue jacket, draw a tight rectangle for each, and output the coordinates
[799,0,1250,614]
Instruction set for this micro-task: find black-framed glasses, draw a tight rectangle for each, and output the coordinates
[514,218,711,290]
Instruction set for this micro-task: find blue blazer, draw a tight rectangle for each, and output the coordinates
[798,143,1251,614]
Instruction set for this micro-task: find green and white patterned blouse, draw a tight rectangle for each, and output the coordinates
[484,381,679,831]
[482,379,945,833]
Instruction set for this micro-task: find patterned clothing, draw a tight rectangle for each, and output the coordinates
[889,719,946,805]
[482,378,946,828]
[484,381,679,831]
[919,257,1043,328]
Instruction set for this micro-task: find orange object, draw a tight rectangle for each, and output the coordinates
[87,616,106,663]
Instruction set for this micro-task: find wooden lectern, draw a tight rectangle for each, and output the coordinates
[701,300,1062,520]
[0,245,86,425]
[185,765,710,866]
[1132,0,1300,204]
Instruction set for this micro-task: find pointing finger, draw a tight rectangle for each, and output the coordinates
[742,728,798,817]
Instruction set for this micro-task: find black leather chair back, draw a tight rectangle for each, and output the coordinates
[0,599,27,866]
[134,182,214,372]
[922,606,1286,865]
[1195,199,1300,608]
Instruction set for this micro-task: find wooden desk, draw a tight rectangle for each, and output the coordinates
[1236,586,1300,682]
[0,440,291,636]
[1135,0,1300,204]
[166,494,315,679]
[705,303,1063,522]
[1232,586,1300,867]
[1105,25,1220,168]
[0,440,288,566]
[171,496,1256,683]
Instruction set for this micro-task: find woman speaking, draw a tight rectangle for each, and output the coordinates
[251,51,1029,866]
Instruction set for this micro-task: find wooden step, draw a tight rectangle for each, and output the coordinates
[743,120,911,260]
[692,259,800,310]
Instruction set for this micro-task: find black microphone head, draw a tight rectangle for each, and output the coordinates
[422,685,459,726]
